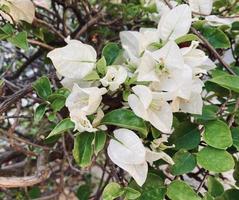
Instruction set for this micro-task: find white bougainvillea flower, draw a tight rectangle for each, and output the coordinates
[128,85,173,133]
[65,84,107,132]
[100,65,128,91]
[120,28,159,64]
[158,4,192,41]
[156,0,178,17]
[47,38,97,80]
[65,84,107,116]
[137,40,184,82]
[180,41,215,74]
[107,129,174,186]
[205,15,239,26]
[33,0,51,9]
[189,0,213,15]
[0,0,35,23]
[70,111,97,133]
[169,79,204,114]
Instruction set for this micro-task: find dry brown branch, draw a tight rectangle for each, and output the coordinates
[0,152,50,188]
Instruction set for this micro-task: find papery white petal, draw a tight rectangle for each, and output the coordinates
[205,15,239,26]
[100,66,127,91]
[4,0,35,23]
[137,52,160,82]
[189,0,213,15]
[108,129,146,164]
[179,92,203,114]
[159,66,193,100]
[86,87,107,115]
[70,111,97,132]
[108,147,148,186]
[145,149,174,165]
[148,97,173,133]
[47,39,97,79]
[120,31,145,59]
[150,41,184,69]
[65,84,106,116]
[128,94,149,121]
[132,85,153,109]
[158,4,192,41]
[34,0,51,9]
[181,41,208,67]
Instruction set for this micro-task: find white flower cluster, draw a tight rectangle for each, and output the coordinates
[47,2,217,186]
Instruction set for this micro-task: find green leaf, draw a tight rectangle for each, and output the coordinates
[73,132,94,168]
[232,128,239,151]
[197,146,235,173]
[194,105,218,122]
[94,131,106,155]
[203,193,214,200]
[47,118,75,139]
[215,189,239,200]
[175,34,199,44]
[83,70,100,81]
[76,184,91,200]
[207,176,224,197]
[167,180,201,200]
[123,187,141,200]
[203,120,232,149]
[103,183,124,200]
[48,94,66,112]
[28,187,41,199]
[129,173,166,200]
[209,75,239,93]
[171,150,196,176]
[101,109,148,138]
[33,76,52,100]
[200,26,230,49]
[0,23,13,40]
[34,104,47,122]
[96,56,107,75]
[102,42,122,65]
[231,22,239,31]
[169,122,200,150]
[8,31,29,50]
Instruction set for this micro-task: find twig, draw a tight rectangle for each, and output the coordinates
[0,152,50,188]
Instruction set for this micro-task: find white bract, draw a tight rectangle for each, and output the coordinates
[137,40,185,82]
[158,4,192,41]
[189,0,213,15]
[0,0,35,23]
[169,79,204,114]
[181,41,216,74]
[120,29,159,64]
[65,84,107,132]
[100,66,128,91]
[34,0,51,9]
[107,129,174,186]
[47,38,97,80]
[128,85,173,133]
[205,15,239,26]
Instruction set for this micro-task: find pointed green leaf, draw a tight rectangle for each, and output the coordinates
[101,109,148,138]
[47,118,75,138]
[33,76,52,100]
[73,132,94,168]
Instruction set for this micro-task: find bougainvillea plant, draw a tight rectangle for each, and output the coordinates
[0,0,239,199]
